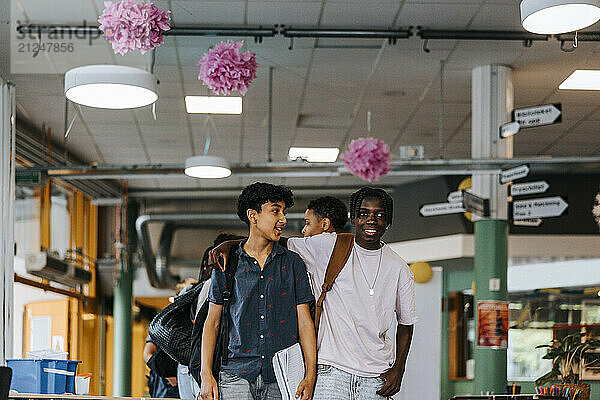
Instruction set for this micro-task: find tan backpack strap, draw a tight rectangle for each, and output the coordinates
[314,233,354,334]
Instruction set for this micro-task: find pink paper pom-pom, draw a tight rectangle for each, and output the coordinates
[98,0,171,55]
[197,41,258,96]
[341,138,392,182]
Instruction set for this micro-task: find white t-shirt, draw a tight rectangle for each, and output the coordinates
[287,232,417,377]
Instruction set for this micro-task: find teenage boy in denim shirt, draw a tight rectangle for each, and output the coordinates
[200,182,317,400]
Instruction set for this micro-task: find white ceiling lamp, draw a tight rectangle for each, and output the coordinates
[184,155,232,179]
[65,65,157,109]
[520,0,600,34]
[559,69,600,89]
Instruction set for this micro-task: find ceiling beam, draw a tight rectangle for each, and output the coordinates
[19,157,600,180]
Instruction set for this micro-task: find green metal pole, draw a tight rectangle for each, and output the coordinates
[113,202,137,396]
[473,219,508,395]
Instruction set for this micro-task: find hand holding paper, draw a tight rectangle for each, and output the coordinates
[273,343,309,400]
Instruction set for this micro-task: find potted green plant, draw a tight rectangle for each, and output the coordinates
[535,332,600,400]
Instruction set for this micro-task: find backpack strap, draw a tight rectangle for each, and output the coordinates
[314,233,354,335]
[218,246,239,367]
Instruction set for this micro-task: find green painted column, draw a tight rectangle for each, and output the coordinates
[473,219,508,395]
[471,64,512,395]
[113,202,137,396]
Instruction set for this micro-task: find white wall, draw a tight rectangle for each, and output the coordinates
[395,267,442,400]
[12,282,65,358]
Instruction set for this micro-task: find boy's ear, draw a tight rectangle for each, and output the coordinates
[321,217,331,231]
[247,208,258,224]
[350,218,356,227]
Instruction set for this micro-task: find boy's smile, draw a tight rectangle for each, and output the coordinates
[352,197,387,249]
[253,201,287,242]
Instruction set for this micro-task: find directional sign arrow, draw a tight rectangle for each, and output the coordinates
[512,103,562,129]
[462,190,490,217]
[510,181,550,196]
[420,202,465,217]
[447,190,463,203]
[513,218,543,227]
[500,164,530,185]
[513,196,568,220]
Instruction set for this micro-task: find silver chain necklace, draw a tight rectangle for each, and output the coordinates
[352,243,383,296]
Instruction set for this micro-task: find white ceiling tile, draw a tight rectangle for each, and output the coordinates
[321,1,399,27]
[467,3,522,30]
[247,2,322,25]
[170,1,245,24]
[397,3,483,29]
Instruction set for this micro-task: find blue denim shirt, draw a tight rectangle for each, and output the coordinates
[208,241,314,384]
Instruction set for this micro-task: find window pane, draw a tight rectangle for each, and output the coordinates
[50,190,70,257]
[507,328,552,381]
[15,187,40,256]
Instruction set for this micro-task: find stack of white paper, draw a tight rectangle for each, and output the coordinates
[272,342,305,400]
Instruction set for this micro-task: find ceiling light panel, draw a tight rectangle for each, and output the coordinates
[185,96,242,114]
[288,147,340,163]
[559,70,600,90]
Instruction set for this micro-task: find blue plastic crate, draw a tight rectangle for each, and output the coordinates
[6,359,80,394]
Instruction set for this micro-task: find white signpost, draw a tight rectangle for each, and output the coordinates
[500,164,530,184]
[462,191,490,217]
[447,190,463,203]
[513,196,568,220]
[513,218,543,227]
[420,202,465,217]
[510,181,550,196]
[512,103,562,129]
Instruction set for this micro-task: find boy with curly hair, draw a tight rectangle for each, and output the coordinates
[200,182,316,400]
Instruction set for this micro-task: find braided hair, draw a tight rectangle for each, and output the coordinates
[349,187,394,227]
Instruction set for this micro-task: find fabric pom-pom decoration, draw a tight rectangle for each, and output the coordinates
[197,41,258,95]
[593,192,600,230]
[341,138,391,182]
[98,0,171,55]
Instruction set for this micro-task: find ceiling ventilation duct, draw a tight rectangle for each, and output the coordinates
[24,252,92,288]
[136,213,305,289]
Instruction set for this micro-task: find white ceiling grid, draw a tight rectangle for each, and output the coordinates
[8,0,600,191]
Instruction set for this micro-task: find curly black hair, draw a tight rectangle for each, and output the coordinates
[237,182,294,226]
[349,187,393,226]
[307,196,348,233]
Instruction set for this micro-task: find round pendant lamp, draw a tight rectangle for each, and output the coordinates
[184,155,232,179]
[521,0,600,34]
[65,65,158,109]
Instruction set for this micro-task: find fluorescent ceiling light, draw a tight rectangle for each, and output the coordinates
[185,96,242,114]
[184,155,232,179]
[559,70,600,90]
[288,147,340,163]
[64,65,157,109]
[521,0,600,34]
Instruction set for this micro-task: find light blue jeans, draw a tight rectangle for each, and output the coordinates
[177,364,199,399]
[219,370,282,400]
[313,364,388,400]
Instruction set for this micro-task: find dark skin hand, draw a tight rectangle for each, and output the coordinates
[208,239,243,271]
[377,324,414,397]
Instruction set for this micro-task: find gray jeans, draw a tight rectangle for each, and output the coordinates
[219,371,282,400]
[313,364,388,400]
